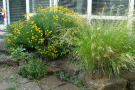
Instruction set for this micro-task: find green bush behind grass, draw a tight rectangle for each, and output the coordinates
[6,6,79,60]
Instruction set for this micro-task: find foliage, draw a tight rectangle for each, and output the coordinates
[18,58,47,79]
[9,46,31,62]
[5,87,16,90]
[0,52,8,56]
[6,6,79,60]
[55,71,89,90]
[62,19,135,77]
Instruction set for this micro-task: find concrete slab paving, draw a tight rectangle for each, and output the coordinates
[16,76,29,84]
[39,76,66,90]
[39,76,81,90]
[0,67,17,80]
[17,82,41,90]
[54,83,81,90]
[0,80,17,90]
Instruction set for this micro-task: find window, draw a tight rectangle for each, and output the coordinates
[58,0,87,14]
[92,0,129,16]
[30,0,50,13]
[0,0,3,24]
[27,0,134,27]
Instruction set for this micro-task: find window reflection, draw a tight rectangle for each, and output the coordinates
[58,0,87,14]
[0,0,4,24]
[30,0,50,13]
[92,0,129,16]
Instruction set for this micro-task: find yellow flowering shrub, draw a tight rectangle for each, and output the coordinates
[6,6,79,60]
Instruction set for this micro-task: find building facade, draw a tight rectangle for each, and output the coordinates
[0,0,134,30]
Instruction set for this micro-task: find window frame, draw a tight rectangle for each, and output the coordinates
[26,0,134,27]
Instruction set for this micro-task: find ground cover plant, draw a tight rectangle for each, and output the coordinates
[6,6,79,60]
[18,58,47,79]
[9,46,32,62]
[5,87,16,90]
[55,71,89,90]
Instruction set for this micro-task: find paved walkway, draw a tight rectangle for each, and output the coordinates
[0,66,81,90]
[0,39,81,90]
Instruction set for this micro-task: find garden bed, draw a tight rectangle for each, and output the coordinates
[2,6,135,90]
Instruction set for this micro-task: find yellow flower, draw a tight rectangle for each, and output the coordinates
[8,39,11,43]
[39,38,45,44]
[53,15,59,21]
[14,36,17,39]
[31,21,34,24]
[9,34,13,37]
[49,31,52,34]
[32,36,35,39]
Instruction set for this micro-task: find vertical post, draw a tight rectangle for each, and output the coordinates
[127,0,134,28]
[3,0,7,26]
[87,0,92,24]
[26,0,30,19]
[50,0,52,7]
[7,0,10,24]
[54,0,58,7]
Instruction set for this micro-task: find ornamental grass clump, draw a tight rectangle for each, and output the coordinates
[6,6,79,60]
[63,19,135,77]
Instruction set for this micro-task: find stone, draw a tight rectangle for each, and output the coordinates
[39,76,66,90]
[0,55,18,66]
[46,59,81,76]
[0,80,17,90]
[17,82,41,90]
[0,49,11,55]
[120,71,135,82]
[60,60,81,77]
[0,40,10,54]
[16,76,29,84]
[0,67,17,80]
[54,83,81,90]
[46,66,60,75]
[46,60,63,68]
[128,81,135,90]
[81,76,127,90]
[0,40,7,50]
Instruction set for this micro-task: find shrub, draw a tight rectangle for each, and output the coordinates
[9,46,31,62]
[18,58,47,79]
[6,6,79,60]
[63,19,135,77]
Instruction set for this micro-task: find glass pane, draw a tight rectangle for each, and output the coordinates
[30,0,50,13]
[9,0,26,23]
[58,0,87,14]
[92,0,129,16]
[0,0,4,24]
